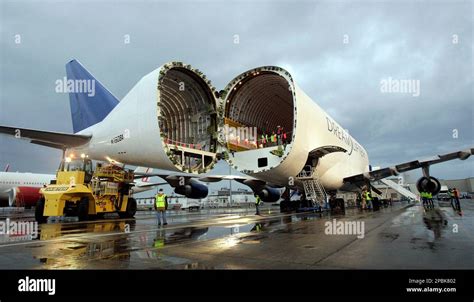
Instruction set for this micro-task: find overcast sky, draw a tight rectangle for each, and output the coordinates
[0,0,472,193]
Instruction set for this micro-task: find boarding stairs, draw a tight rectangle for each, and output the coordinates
[297,166,327,208]
[379,178,417,201]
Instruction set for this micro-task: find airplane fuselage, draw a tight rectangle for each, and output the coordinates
[0,172,54,206]
[70,63,369,191]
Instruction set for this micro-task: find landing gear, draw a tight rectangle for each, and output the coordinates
[119,197,137,218]
[279,199,296,213]
[279,187,293,213]
[35,198,48,223]
[300,198,313,209]
[328,191,345,214]
[78,197,90,221]
[327,196,344,213]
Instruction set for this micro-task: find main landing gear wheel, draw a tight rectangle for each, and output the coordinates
[35,198,48,223]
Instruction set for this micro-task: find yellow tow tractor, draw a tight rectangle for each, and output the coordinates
[35,155,137,223]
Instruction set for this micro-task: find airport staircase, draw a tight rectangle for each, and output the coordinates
[297,167,327,208]
[379,178,417,201]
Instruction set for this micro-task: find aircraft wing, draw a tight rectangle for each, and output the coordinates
[343,148,473,188]
[0,125,91,149]
[200,175,277,190]
[134,172,278,191]
[134,182,168,188]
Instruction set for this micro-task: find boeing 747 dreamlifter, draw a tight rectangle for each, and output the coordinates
[0,60,471,211]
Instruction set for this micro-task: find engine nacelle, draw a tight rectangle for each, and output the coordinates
[174,179,208,199]
[256,186,281,203]
[416,176,441,195]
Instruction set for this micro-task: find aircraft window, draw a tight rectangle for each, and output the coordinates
[258,157,268,167]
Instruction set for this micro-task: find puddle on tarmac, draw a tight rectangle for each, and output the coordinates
[25,211,322,267]
[390,205,418,227]
[422,208,448,240]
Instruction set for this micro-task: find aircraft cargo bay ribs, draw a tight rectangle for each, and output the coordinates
[0,60,472,205]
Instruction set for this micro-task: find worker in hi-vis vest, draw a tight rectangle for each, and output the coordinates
[420,191,428,207]
[364,190,373,210]
[255,194,262,215]
[155,188,168,226]
[426,191,434,209]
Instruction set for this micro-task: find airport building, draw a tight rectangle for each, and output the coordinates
[136,176,474,210]
[136,187,256,210]
[439,177,474,194]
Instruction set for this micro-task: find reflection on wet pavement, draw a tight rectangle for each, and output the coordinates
[0,200,472,269]
[422,208,448,240]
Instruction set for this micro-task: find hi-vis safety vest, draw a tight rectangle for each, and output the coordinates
[255,195,262,205]
[365,191,372,201]
[155,194,166,208]
[154,238,164,248]
[426,192,432,199]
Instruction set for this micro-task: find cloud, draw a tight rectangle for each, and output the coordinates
[0,0,472,181]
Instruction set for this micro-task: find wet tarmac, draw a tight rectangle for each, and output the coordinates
[0,200,472,269]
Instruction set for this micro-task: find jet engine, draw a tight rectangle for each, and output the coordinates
[174,178,208,199]
[256,186,281,202]
[416,176,441,195]
[7,187,43,208]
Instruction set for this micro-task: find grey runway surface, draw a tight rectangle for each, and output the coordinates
[0,200,472,269]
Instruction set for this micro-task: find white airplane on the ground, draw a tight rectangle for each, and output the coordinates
[0,60,471,211]
[0,171,54,207]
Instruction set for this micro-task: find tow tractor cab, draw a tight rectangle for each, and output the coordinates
[35,154,137,223]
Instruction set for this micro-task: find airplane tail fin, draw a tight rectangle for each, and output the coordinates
[4,164,10,172]
[65,60,119,133]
